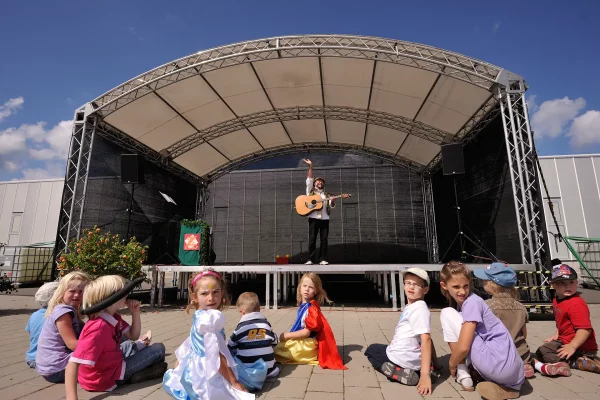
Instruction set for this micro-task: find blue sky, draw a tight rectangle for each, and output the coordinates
[1,0,599,181]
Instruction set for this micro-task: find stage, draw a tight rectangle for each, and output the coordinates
[145,263,536,311]
[53,34,551,309]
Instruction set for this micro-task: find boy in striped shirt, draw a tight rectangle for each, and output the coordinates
[228,292,280,378]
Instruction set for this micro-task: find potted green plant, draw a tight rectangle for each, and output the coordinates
[57,227,148,281]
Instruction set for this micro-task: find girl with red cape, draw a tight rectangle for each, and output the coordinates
[274,273,347,370]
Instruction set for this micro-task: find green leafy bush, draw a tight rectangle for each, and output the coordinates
[58,227,148,281]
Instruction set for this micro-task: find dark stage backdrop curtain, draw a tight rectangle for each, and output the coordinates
[204,165,428,264]
[81,135,196,264]
[433,117,522,264]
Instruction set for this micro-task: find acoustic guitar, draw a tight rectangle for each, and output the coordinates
[295,193,352,216]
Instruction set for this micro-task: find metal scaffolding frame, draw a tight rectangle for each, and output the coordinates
[53,35,547,289]
[53,107,96,268]
[498,79,547,290]
[422,173,439,264]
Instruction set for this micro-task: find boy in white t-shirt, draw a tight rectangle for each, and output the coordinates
[365,268,439,395]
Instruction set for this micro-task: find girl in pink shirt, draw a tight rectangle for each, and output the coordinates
[65,275,165,399]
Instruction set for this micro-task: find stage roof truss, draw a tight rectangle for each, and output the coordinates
[81,35,520,182]
[165,106,449,159]
[91,36,503,118]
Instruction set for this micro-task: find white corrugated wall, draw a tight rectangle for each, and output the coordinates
[0,179,64,246]
[538,154,600,264]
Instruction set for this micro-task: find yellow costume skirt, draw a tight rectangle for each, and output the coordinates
[274,338,319,365]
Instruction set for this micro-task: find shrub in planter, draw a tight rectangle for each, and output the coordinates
[58,227,148,281]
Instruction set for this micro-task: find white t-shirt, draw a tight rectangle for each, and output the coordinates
[305,177,333,220]
[386,300,431,370]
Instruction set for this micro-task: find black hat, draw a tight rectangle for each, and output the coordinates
[551,264,578,283]
[81,277,145,315]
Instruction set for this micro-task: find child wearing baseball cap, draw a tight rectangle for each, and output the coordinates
[531,264,600,376]
[474,262,534,378]
[25,282,60,368]
[365,267,438,395]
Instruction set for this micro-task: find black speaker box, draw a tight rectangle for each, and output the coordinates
[121,154,145,184]
[441,144,465,175]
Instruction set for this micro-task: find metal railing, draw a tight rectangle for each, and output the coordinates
[0,244,55,285]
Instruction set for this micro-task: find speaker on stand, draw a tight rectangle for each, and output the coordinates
[439,144,497,262]
[121,154,145,240]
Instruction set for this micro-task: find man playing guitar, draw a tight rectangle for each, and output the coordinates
[303,159,334,265]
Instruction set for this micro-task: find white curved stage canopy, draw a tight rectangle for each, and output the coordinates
[84,35,525,180]
[59,34,544,279]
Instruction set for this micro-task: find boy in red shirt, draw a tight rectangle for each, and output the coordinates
[532,264,600,376]
[65,276,167,400]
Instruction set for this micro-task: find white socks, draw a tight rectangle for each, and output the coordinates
[456,363,473,388]
[534,361,545,373]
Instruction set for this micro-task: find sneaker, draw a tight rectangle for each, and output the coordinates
[319,260,329,265]
[129,362,168,384]
[543,361,572,377]
[380,361,419,386]
[429,366,441,383]
[572,355,600,373]
[476,382,520,399]
[524,363,535,378]
[305,260,313,265]
[266,366,280,378]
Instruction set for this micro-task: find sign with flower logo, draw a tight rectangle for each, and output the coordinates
[183,233,201,251]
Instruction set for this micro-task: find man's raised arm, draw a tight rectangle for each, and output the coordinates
[303,158,313,178]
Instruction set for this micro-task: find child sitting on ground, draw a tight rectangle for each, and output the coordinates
[36,271,90,383]
[163,269,254,400]
[365,267,439,395]
[25,281,59,368]
[228,291,279,390]
[440,261,524,400]
[532,264,600,376]
[65,275,166,399]
[275,272,346,370]
[475,262,534,378]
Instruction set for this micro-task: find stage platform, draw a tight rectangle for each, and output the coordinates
[145,263,535,312]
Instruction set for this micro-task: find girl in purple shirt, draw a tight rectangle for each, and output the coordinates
[36,271,89,383]
[439,261,524,400]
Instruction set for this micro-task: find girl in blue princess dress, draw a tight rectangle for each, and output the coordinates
[163,269,258,400]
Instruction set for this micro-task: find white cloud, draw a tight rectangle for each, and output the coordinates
[29,120,73,160]
[493,22,501,33]
[3,161,18,171]
[0,97,24,122]
[128,26,144,41]
[530,97,586,138]
[568,110,600,148]
[0,128,26,154]
[0,119,72,179]
[526,95,539,113]
[21,163,65,180]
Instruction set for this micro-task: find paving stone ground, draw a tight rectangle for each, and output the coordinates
[2,294,600,400]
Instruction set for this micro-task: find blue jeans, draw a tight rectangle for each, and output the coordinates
[119,342,165,383]
[44,369,65,383]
